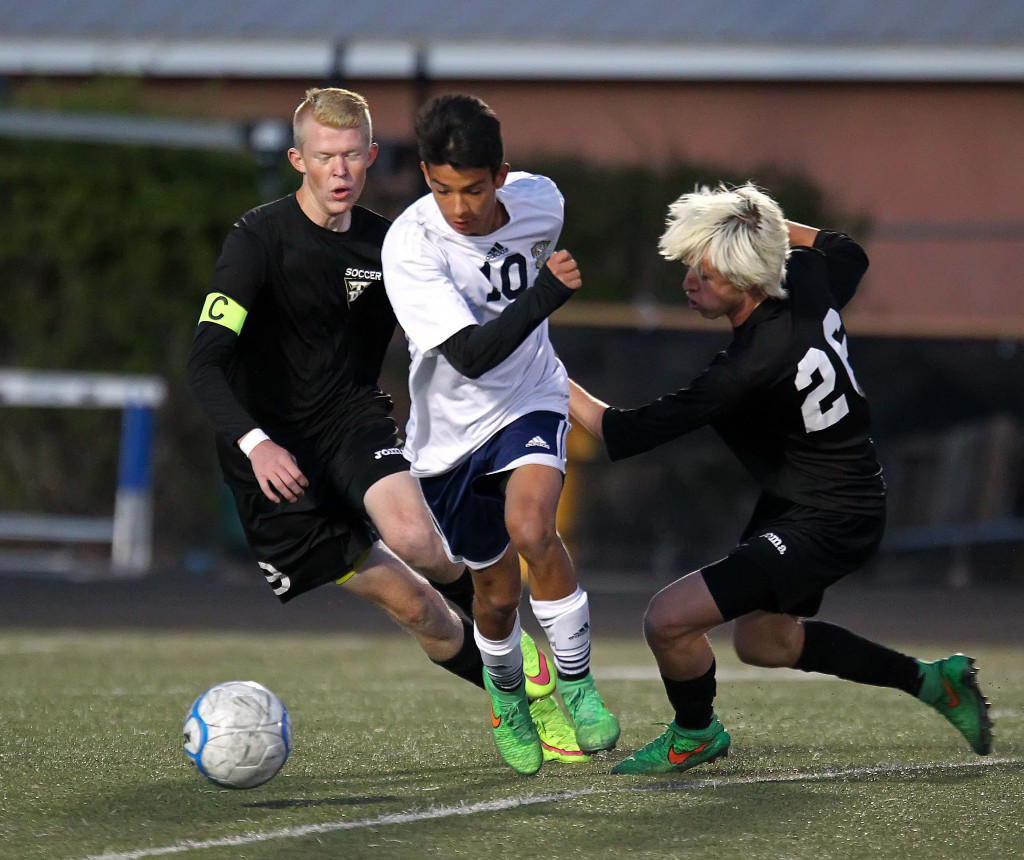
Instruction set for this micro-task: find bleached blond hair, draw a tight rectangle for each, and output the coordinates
[659,183,790,298]
[293,87,372,149]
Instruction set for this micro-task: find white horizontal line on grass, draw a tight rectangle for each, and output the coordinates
[73,758,1020,860]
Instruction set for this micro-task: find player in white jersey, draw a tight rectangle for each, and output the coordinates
[383,94,619,774]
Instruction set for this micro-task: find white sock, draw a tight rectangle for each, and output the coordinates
[530,587,591,680]
[474,613,525,691]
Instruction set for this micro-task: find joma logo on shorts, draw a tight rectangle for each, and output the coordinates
[374,447,403,459]
[760,532,787,554]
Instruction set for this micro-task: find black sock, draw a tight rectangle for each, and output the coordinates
[430,568,475,620]
[662,660,717,730]
[795,620,922,696]
[431,617,485,690]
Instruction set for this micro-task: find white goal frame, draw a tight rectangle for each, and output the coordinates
[0,368,167,577]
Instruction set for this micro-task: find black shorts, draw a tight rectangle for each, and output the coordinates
[225,414,410,603]
[701,493,885,621]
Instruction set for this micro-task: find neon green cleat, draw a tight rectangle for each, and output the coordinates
[521,631,556,700]
[918,654,992,755]
[483,672,543,775]
[611,716,730,775]
[530,694,590,764]
[559,673,621,753]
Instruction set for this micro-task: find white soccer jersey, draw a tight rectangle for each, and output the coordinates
[382,172,569,476]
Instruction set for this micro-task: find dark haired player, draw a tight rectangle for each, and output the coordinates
[186,87,499,702]
[569,182,992,774]
[382,94,619,774]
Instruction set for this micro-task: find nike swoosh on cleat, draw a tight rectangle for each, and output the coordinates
[667,741,708,765]
[942,678,960,708]
[541,741,586,756]
[526,652,551,687]
[490,704,501,728]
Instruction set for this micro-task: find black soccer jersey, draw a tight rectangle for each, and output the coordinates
[602,231,886,516]
[186,196,396,478]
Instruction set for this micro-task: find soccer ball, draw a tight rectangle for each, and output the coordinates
[183,680,291,789]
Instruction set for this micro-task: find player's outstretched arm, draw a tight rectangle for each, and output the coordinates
[568,379,608,440]
[247,439,309,504]
[438,249,581,379]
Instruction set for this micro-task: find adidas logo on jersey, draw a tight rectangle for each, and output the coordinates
[485,242,510,261]
[525,436,550,449]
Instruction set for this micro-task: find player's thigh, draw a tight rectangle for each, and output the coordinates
[504,463,563,542]
[363,471,450,569]
[228,480,373,604]
[340,543,452,627]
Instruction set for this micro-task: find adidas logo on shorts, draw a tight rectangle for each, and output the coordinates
[525,436,550,449]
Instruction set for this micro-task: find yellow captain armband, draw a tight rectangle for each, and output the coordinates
[199,293,248,333]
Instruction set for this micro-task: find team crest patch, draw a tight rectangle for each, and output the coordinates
[345,278,372,303]
[531,240,551,269]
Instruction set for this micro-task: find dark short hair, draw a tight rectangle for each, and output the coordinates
[415,94,504,176]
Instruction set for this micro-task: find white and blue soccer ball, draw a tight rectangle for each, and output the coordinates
[183,680,291,789]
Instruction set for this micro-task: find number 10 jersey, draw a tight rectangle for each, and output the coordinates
[382,172,568,477]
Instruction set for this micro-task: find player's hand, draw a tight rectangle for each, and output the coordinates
[546,249,582,291]
[248,440,309,504]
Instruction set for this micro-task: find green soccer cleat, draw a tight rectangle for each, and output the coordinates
[521,631,556,700]
[559,673,621,753]
[611,716,731,775]
[530,694,590,764]
[918,654,993,755]
[483,671,543,775]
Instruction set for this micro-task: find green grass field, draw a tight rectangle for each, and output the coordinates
[1,629,1021,860]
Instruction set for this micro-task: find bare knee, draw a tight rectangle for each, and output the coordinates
[472,580,521,628]
[643,592,694,653]
[387,580,457,641]
[506,509,558,560]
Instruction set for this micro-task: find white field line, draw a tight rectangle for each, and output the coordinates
[73,757,1021,860]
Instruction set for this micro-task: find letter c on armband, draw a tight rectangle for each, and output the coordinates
[199,293,248,334]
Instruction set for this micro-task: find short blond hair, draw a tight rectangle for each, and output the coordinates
[659,183,790,299]
[293,87,372,149]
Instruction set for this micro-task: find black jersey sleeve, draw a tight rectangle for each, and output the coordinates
[438,265,575,379]
[186,323,258,443]
[184,224,267,445]
[810,231,869,309]
[602,356,753,461]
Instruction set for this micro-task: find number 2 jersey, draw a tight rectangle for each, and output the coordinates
[382,172,568,477]
[602,231,886,516]
[185,195,396,483]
